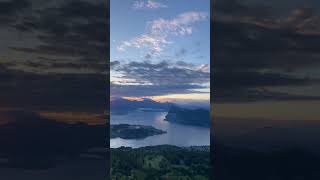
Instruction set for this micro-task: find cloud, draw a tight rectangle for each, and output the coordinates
[117,34,170,53]
[8,0,109,75]
[0,0,29,15]
[214,70,311,89]
[213,87,320,103]
[118,11,208,55]
[111,60,209,97]
[213,9,320,71]
[112,60,209,85]
[215,0,271,19]
[110,60,120,68]
[133,0,167,10]
[0,0,108,111]
[0,66,107,112]
[150,11,208,35]
[212,1,320,102]
[0,0,30,25]
[111,84,205,97]
[215,1,320,36]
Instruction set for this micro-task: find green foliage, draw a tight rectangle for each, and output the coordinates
[111,145,210,180]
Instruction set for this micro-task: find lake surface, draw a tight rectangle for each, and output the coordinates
[110,111,210,148]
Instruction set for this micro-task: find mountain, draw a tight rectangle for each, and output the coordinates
[110,98,172,114]
[0,110,106,169]
[164,105,210,127]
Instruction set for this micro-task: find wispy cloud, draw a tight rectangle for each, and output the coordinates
[133,0,167,10]
[117,34,170,53]
[150,11,208,35]
[118,11,208,55]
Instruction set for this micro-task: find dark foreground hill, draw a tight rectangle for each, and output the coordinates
[0,110,107,169]
[213,143,320,180]
[213,118,320,179]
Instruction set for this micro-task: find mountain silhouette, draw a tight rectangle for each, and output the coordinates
[164,105,210,127]
[0,110,106,169]
[111,98,171,114]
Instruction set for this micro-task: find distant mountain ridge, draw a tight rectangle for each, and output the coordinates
[111,98,172,114]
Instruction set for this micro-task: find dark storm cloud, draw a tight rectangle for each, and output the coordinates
[0,0,108,111]
[111,60,209,97]
[214,70,311,89]
[212,0,320,102]
[113,60,209,85]
[0,0,29,15]
[0,66,106,112]
[9,56,107,73]
[214,21,320,71]
[10,0,108,72]
[0,0,30,25]
[110,60,120,68]
[58,0,107,19]
[215,0,271,18]
[214,88,320,103]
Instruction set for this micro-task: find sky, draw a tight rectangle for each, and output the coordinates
[0,1,108,176]
[213,0,320,121]
[110,0,210,104]
[2,0,319,123]
[0,0,108,124]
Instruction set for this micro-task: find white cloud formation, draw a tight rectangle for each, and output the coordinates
[117,34,170,53]
[150,12,208,36]
[133,0,167,10]
[197,64,210,73]
[118,11,208,55]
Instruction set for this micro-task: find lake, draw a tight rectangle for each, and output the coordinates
[110,111,210,148]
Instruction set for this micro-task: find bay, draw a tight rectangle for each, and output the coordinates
[110,111,210,148]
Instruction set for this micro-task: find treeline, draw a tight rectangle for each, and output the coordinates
[111,145,210,180]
